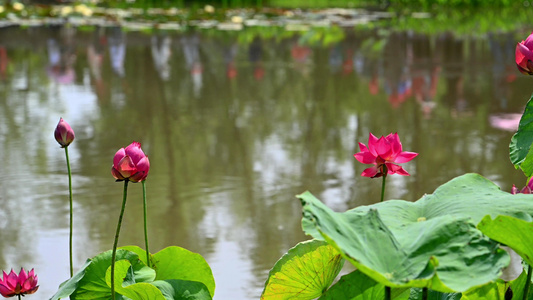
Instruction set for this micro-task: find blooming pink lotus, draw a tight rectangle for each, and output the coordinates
[0,268,38,298]
[54,118,75,148]
[516,32,533,75]
[354,133,418,178]
[111,141,150,182]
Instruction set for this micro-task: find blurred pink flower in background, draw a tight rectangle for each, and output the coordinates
[489,113,521,132]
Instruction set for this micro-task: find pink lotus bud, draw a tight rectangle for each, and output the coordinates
[516,32,533,75]
[111,141,150,182]
[511,177,533,194]
[54,118,75,148]
[0,268,39,297]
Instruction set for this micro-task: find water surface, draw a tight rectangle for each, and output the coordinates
[0,25,529,299]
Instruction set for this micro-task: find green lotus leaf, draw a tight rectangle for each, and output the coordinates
[118,245,215,299]
[151,279,213,300]
[510,94,533,177]
[49,260,92,300]
[477,215,533,265]
[319,269,410,300]
[299,173,533,292]
[120,245,154,267]
[152,246,216,297]
[461,269,529,300]
[105,260,166,300]
[261,239,344,299]
[68,249,149,299]
[407,288,461,300]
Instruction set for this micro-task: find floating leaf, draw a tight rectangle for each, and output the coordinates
[261,239,344,300]
[510,94,533,177]
[299,174,533,292]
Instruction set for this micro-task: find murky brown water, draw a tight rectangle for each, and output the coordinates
[0,25,530,299]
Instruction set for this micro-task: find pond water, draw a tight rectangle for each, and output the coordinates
[0,24,531,299]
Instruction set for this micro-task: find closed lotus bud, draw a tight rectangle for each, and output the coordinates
[516,32,533,75]
[54,118,75,148]
[111,141,150,182]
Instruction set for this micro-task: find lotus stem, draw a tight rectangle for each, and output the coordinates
[111,180,129,300]
[380,166,388,203]
[385,286,391,300]
[422,287,428,300]
[142,180,150,267]
[524,264,532,300]
[64,146,74,278]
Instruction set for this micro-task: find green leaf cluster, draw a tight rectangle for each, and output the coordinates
[50,246,215,300]
[262,174,533,299]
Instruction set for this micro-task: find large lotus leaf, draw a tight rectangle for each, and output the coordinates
[510,94,533,177]
[261,239,344,299]
[319,269,410,300]
[298,173,533,292]
[301,198,506,292]
[152,246,215,297]
[105,260,166,300]
[69,249,150,299]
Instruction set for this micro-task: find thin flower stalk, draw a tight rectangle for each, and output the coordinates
[111,180,129,300]
[142,180,150,267]
[65,146,73,277]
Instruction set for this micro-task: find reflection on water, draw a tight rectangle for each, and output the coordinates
[0,25,530,299]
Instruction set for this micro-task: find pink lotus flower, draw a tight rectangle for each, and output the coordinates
[354,133,418,178]
[111,141,150,182]
[0,268,38,298]
[516,32,533,75]
[54,118,75,148]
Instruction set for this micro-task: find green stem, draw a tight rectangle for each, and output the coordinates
[142,180,150,267]
[64,146,73,278]
[17,294,21,300]
[385,286,391,300]
[422,287,428,300]
[380,165,388,203]
[524,264,532,300]
[111,180,129,300]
